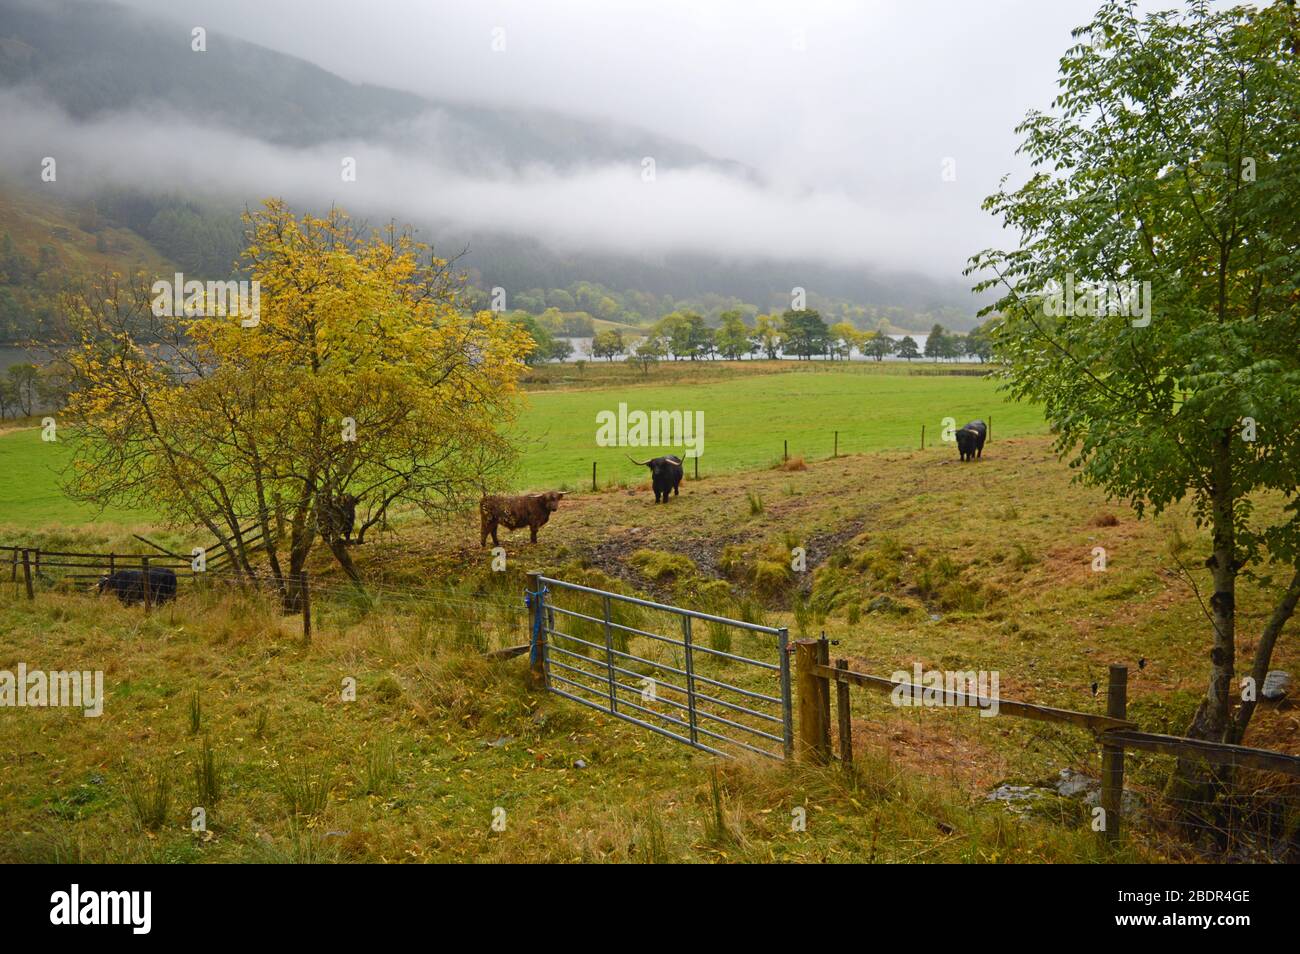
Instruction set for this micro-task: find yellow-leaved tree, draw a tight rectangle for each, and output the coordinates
[58,200,533,606]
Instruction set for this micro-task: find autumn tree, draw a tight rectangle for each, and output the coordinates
[828,321,861,360]
[58,201,533,607]
[753,313,782,359]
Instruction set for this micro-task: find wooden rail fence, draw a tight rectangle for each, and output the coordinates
[2,519,276,612]
[793,637,1300,845]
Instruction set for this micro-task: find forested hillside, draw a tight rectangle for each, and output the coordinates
[0,0,980,336]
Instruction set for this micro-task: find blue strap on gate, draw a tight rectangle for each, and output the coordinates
[524,584,548,669]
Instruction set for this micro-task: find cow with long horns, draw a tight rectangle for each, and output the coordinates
[628,454,684,503]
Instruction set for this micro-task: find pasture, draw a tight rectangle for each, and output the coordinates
[3,428,1297,863]
[0,362,1041,530]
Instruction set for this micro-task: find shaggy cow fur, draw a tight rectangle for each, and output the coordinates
[479,491,566,546]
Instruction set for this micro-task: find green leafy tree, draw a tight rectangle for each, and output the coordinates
[715,310,751,360]
[780,309,829,359]
[630,335,665,376]
[591,328,626,361]
[924,323,949,362]
[969,0,1300,793]
[508,313,557,366]
[896,336,920,361]
[656,312,711,360]
[862,331,897,362]
[965,321,994,362]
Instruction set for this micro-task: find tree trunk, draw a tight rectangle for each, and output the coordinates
[326,535,365,590]
[1169,431,1237,817]
[1226,567,1300,745]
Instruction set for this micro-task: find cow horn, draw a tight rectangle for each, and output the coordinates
[627,455,651,466]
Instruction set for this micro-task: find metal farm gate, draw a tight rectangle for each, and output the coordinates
[525,574,792,759]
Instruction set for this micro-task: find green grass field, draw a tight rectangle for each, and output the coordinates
[0,425,145,528]
[517,362,1041,491]
[0,363,1044,531]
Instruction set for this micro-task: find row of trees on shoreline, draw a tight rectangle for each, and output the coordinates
[511,308,994,365]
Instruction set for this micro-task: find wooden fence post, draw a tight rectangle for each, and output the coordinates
[142,556,152,614]
[987,416,992,443]
[592,461,597,492]
[22,549,34,600]
[833,431,839,458]
[1100,664,1128,845]
[9,548,17,583]
[795,638,831,762]
[693,455,699,481]
[920,424,926,450]
[784,439,789,462]
[301,570,312,644]
[835,658,852,768]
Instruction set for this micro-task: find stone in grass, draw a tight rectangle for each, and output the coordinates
[985,784,1043,808]
[1054,768,1097,799]
[1054,768,1143,816]
[1262,670,1292,701]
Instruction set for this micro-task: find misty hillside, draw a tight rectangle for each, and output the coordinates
[0,0,980,329]
[0,0,743,174]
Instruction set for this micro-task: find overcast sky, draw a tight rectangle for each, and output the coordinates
[25,1,1203,277]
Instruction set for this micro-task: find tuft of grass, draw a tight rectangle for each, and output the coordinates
[708,619,733,656]
[1011,542,1038,570]
[253,707,269,740]
[703,766,740,846]
[192,737,222,805]
[279,768,331,818]
[188,690,201,735]
[747,491,764,515]
[363,738,399,796]
[637,805,670,863]
[124,762,172,832]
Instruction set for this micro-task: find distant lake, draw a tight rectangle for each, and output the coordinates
[559,332,932,362]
